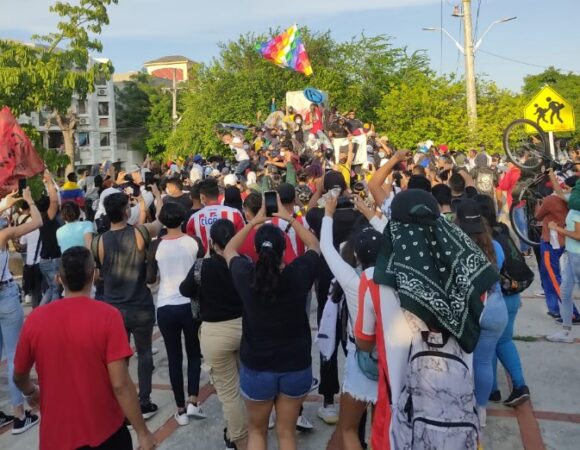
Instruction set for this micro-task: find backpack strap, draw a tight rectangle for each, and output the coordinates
[135,224,151,248]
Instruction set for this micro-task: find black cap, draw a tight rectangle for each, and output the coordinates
[456,199,485,234]
[276,183,296,204]
[323,170,347,193]
[354,227,382,266]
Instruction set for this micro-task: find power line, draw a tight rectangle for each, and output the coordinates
[473,0,482,42]
[478,49,580,73]
[440,0,444,74]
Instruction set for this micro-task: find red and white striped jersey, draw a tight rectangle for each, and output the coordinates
[270,215,308,258]
[186,203,245,253]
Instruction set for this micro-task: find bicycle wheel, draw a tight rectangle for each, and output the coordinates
[503,119,549,171]
[509,185,543,247]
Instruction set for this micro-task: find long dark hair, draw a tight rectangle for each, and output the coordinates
[467,221,497,268]
[210,219,235,258]
[252,224,286,301]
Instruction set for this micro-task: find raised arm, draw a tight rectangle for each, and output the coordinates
[44,171,59,220]
[368,149,409,207]
[274,194,320,254]
[0,188,43,246]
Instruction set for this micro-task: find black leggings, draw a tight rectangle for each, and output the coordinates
[157,303,202,408]
[77,425,132,449]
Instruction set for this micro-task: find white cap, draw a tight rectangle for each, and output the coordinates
[224,174,237,187]
[190,166,203,184]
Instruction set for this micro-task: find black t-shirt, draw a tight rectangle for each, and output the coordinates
[163,193,193,211]
[230,250,319,372]
[306,202,367,303]
[329,122,349,138]
[39,213,61,259]
[179,254,243,322]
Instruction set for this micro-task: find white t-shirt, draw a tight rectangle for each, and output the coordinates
[232,145,249,162]
[155,235,199,309]
[20,229,41,265]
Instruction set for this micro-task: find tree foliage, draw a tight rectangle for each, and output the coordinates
[375,75,525,152]
[0,0,118,171]
[167,29,431,157]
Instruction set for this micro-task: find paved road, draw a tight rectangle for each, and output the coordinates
[1,257,580,449]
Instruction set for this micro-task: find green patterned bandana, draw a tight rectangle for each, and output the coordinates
[373,191,499,353]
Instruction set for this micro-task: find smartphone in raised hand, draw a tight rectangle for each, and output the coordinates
[264,191,278,217]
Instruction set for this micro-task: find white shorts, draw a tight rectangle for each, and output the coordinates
[342,347,378,404]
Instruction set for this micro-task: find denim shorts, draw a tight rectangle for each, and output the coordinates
[240,364,312,401]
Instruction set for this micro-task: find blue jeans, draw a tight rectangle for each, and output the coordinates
[473,289,508,406]
[539,241,579,317]
[560,252,580,328]
[492,294,526,391]
[39,258,61,304]
[0,282,24,407]
[512,206,531,253]
[234,160,250,181]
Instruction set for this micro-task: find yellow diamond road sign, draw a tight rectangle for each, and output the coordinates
[524,86,575,133]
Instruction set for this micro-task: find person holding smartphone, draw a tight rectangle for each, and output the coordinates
[224,195,320,450]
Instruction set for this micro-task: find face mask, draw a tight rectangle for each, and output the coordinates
[378,152,385,158]
[295,119,302,124]
[243,144,250,150]
[280,151,285,157]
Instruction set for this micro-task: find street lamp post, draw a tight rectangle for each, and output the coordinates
[423,0,517,140]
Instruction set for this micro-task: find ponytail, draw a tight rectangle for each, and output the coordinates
[252,224,286,301]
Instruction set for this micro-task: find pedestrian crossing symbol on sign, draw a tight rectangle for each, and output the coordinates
[524,85,575,133]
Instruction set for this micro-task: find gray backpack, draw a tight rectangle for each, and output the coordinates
[392,331,479,450]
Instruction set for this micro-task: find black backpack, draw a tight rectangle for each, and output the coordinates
[493,223,534,295]
[474,167,496,195]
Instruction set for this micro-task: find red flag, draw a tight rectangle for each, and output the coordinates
[0,107,45,197]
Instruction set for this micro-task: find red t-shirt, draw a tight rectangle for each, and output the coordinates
[14,297,133,450]
[239,227,297,265]
[498,166,521,208]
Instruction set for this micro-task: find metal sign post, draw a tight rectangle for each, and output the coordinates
[548,131,556,159]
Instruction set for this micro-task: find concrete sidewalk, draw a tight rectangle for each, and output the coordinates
[1,257,580,449]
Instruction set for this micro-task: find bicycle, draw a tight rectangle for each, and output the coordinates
[502,118,577,247]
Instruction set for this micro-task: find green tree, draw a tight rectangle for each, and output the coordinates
[0,0,119,172]
[167,29,430,158]
[375,75,523,152]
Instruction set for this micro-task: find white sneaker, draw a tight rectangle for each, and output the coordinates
[296,414,314,431]
[317,404,338,425]
[174,410,189,426]
[151,347,159,355]
[546,330,574,343]
[186,403,207,419]
[477,406,487,428]
[268,412,275,430]
[534,290,546,297]
[23,295,32,305]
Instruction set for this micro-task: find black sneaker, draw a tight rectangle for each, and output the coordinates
[489,390,501,403]
[547,311,561,319]
[141,402,159,420]
[11,411,39,435]
[224,428,237,449]
[503,385,530,407]
[0,411,15,429]
[555,317,580,325]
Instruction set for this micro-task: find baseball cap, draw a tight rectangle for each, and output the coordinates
[323,170,347,193]
[354,226,382,265]
[277,183,296,204]
[456,199,485,234]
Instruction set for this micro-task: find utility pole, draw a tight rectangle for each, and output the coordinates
[462,0,477,139]
[172,68,178,132]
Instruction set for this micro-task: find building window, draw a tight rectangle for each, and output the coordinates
[95,74,107,86]
[99,118,109,128]
[100,132,111,147]
[48,132,64,150]
[78,132,90,147]
[98,102,109,116]
[77,100,88,115]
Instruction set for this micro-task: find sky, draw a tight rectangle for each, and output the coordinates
[1,0,579,93]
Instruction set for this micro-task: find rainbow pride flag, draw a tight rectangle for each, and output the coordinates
[256,24,313,76]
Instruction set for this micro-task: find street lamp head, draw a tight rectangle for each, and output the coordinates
[500,16,517,23]
[422,27,438,31]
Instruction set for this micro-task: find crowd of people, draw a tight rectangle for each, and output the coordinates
[0,103,580,450]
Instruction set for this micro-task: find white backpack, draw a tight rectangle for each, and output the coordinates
[392,331,479,450]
